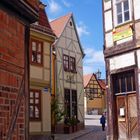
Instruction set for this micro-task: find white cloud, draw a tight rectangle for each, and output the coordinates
[48,0,61,13]
[76,22,90,37]
[62,0,71,7]
[83,47,105,77]
[84,48,104,64]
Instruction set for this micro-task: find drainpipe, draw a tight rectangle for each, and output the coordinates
[50,44,52,96]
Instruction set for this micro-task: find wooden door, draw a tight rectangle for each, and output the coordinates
[128,94,138,139]
[116,94,138,139]
[117,96,127,139]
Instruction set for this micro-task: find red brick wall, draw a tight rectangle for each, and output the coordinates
[0,9,26,140]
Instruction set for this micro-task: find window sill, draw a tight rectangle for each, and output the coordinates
[30,62,43,67]
[29,119,41,122]
[64,69,77,73]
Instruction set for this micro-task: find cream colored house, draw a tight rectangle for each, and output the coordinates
[29,3,55,139]
[50,13,85,133]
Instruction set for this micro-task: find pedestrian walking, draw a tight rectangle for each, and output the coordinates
[100,113,106,131]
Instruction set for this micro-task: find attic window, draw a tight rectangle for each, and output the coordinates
[70,21,72,26]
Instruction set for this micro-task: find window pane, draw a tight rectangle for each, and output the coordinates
[35,106,39,118]
[30,92,34,98]
[37,54,41,63]
[132,76,135,91]
[31,40,43,65]
[30,99,34,104]
[38,43,42,52]
[70,57,76,72]
[30,106,34,117]
[32,42,36,51]
[35,92,39,98]
[124,11,130,21]
[35,99,39,104]
[117,3,122,13]
[32,56,34,62]
[127,75,132,92]
[32,51,37,62]
[64,89,70,117]
[117,14,122,24]
[124,1,129,11]
[63,55,69,71]
[121,76,125,92]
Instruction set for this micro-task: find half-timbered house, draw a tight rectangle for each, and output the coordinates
[29,2,55,139]
[103,0,140,139]
[50,13,85,133]
[84,74,106,115]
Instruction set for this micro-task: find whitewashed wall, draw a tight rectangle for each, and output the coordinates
[109,52,135,71]
[56,17,84,122]
[104,0,111,11]
[134,0,140,20]
[116,36,133,45]
[105,32,113,48]
[104,10,113,32]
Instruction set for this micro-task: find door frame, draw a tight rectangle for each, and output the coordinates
[116,93,138,139]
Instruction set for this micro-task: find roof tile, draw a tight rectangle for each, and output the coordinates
[50,13,72,37]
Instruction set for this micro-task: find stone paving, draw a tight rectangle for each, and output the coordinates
[73,126,106,140]
[54,126,106,140]
[49,115,107,140]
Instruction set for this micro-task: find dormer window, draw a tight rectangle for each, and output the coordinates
[115,0,131,25]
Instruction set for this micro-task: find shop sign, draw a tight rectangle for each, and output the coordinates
[113,24,133,42]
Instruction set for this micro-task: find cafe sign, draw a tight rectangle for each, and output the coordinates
[113,24,133,42]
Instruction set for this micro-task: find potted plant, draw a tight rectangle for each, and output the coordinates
[64,117,73,134]
[70,116,79,132]
[64,116,80,133]
[51,98,65,133]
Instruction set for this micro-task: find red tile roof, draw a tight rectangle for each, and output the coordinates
[31,2,55,37]
[83,73,106,90]
[98,79,106,90]
[50,13,72,37]
[83,74,93,87]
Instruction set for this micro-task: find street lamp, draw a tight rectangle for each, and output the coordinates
[96,69,101,79]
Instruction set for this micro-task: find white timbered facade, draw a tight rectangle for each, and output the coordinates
[103,0,140,139]
[50,13,85,132]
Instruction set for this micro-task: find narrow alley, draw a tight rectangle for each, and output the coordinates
[54,115,106,140]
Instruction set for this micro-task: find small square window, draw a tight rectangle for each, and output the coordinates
[115,0,131,25]
[30,39,43,65]
[29,90,41,121]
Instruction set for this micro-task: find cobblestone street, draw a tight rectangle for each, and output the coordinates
[54,115,106,140]
[73,126,106,140]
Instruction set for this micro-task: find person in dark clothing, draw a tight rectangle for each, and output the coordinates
[100,114,106,131]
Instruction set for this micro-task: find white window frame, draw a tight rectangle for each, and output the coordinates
[113,0,132,26]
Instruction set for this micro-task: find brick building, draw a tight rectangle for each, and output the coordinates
[0,0,38,139]
[103,0,140,139]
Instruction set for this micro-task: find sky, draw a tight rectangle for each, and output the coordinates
[41,0,105,79]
